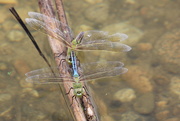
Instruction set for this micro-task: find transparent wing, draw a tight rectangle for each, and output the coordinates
[25,12,72,47]
[25,61,127,84]
[82,30,128,43]
[79,61,128,81]
[80,67,128,81]
[77,41,131,52]
[25,67,74,84]
[76,30,131,52]
[80,61,124,75]
[27,12,73,38]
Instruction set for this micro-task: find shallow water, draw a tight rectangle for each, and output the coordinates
[0,0,180,121]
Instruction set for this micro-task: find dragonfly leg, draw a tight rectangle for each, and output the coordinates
[54,52,70,73]
[66,87,73,95]
[58,59,66,68]
[54,52,66,59]
[83,86,90,96]
[77,58,81,67]
[75,96,80,107]
[70,95,75,107]
[70,95,79,107]
[82,94,94,108]
[54,52,66,67]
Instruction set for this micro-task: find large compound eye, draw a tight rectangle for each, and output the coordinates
[76,91,82,97]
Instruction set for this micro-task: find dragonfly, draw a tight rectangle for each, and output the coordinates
[25,12,132,56]
[25,11,131,106]
[25,51,128,103]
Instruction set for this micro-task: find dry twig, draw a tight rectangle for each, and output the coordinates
[38,0,98,121]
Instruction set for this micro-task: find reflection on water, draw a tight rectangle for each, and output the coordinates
[0,0,180,120]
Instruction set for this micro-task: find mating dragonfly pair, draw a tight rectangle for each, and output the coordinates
[25,12,131,100]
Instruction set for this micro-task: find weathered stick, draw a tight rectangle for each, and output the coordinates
[54,1,99,120]
[55,0,70,41]
[38,0,87,121]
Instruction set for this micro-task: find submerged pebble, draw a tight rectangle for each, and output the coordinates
[170,77,180,98]
[0,43,13,55]
[154,29,180,74]
[101,115,114,121]
[122,65,153,93]
[0,94,12,102]
[13,59,31,76]
[22,88,39,98]
[120,111,141,121]
[0,93,12,116]
[2,20,16,31]
[84,0,103,4]
[75,24,93,33]
[7,30,24,42]
[19,79,33,88]
[0,9,8,23]
[125,0,136,4]
[102,22,143,46]
[164,118,180,121]
[0,62,7,70]
[133,92,155,114]
[84,3,109,23]
[114,88,136,102]
[155,110,170,121]
[0,0,17,4]
[137,42,153,51]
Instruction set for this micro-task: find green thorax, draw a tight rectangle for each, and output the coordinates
[73,82,84,97]
[73,82,82,88]
[73,76,80,83]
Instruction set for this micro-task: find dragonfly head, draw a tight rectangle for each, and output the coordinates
[71,39,77,46]
[76,91,83,97]
[73,82,83,97]
[74,87,83,97]
[75,32,84,44]
[72,32,84,46]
